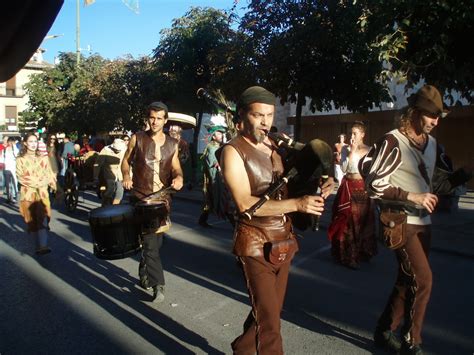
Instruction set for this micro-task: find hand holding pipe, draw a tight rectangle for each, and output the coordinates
[311,174,329,231]
[242,167,298,220]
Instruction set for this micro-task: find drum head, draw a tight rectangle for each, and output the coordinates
[90,204,134,219]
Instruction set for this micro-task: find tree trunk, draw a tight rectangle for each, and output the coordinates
[190,105,204,188]
[295,92,304,141]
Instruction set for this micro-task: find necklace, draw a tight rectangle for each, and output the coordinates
[403,129,426,149]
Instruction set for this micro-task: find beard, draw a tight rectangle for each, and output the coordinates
[251,128,266,143]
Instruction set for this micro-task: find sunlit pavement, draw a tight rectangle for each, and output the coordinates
[1,190,473,354]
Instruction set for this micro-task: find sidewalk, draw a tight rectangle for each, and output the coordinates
[174,188,474,258]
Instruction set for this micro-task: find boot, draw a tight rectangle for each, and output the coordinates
[198,211,211,228]
[152,285,165,303]
[400,341,424,355]
[374,327,401,353]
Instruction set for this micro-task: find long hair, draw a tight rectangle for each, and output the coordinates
[394,106,417,133]
[19,133,40,157]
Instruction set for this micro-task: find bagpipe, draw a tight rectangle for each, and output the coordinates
[197,88,333,231]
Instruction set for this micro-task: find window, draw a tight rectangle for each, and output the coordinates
[6,76,16,96]
[5,106,17,125]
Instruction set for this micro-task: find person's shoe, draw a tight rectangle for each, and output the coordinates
[374,327,401,353]
[400,342,423,355]
[198,212,212,228]
[152,285,165,303]
[139,275,150,290]
[198,220,212,228]
[35,247,52,255]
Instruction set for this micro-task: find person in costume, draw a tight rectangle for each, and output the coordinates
[360,85,472,354]
[16,133,57,255]
[220,86,334,354]
[328,121,377,270]
[122,101,183,303]
[198,124,232,227]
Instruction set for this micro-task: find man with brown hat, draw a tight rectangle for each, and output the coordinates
[220,86,334,354]
[359,85,465,354]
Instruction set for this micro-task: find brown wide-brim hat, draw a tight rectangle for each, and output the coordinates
[407,85,450,118]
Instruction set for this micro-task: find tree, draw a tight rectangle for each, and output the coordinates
[86,56,159,133]
[359,0,474,103]
[240,1,390,139]
[24,52,158,135]
[24,52,108,134]
[152,6,252,183]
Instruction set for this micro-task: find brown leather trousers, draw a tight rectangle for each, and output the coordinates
[377,224,433,345]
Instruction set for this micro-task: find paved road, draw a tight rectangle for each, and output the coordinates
[0,191,473,354]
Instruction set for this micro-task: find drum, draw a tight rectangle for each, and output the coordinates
[89,204,141,260]
[134,199,170,234]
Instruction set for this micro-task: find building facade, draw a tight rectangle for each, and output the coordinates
[0,50,53,138]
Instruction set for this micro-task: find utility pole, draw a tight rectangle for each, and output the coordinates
[76,0,81,66]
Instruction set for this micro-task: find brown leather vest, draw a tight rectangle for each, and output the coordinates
[132,131,177,197]
[228,135,296,257]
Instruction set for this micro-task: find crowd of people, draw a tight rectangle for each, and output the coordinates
[1,84,473,355]
[0,131,130,252]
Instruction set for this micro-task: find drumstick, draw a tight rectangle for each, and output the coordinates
[133,186,177,200]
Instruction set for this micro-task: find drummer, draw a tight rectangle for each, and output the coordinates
[121,101,184,302]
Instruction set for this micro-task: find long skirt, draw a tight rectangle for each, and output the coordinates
[328,177,377,267]
[19,199,51,232]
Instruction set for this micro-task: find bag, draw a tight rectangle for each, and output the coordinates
[379,210,407,250]
[264,238,298,265]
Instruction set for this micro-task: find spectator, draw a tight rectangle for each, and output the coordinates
[1,137,19,203]
[94,138,127,206]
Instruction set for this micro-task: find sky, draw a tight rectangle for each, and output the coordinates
[42,0,244,63]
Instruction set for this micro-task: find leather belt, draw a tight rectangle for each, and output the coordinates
[381,205,429,218]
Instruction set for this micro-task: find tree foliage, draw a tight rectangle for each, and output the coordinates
[359,0,474,103]
[22,1,474,139]
[152,6,252,113]
[24,53,159,134]
[240,0,391,114]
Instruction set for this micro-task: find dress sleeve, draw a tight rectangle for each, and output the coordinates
[359,134,409,201]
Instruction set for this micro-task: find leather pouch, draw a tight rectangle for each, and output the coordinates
[264,238,298,265]
[379,211,407,250]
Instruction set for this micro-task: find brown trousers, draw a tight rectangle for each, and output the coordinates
[231,256,291,355]
[377,224,432,345]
